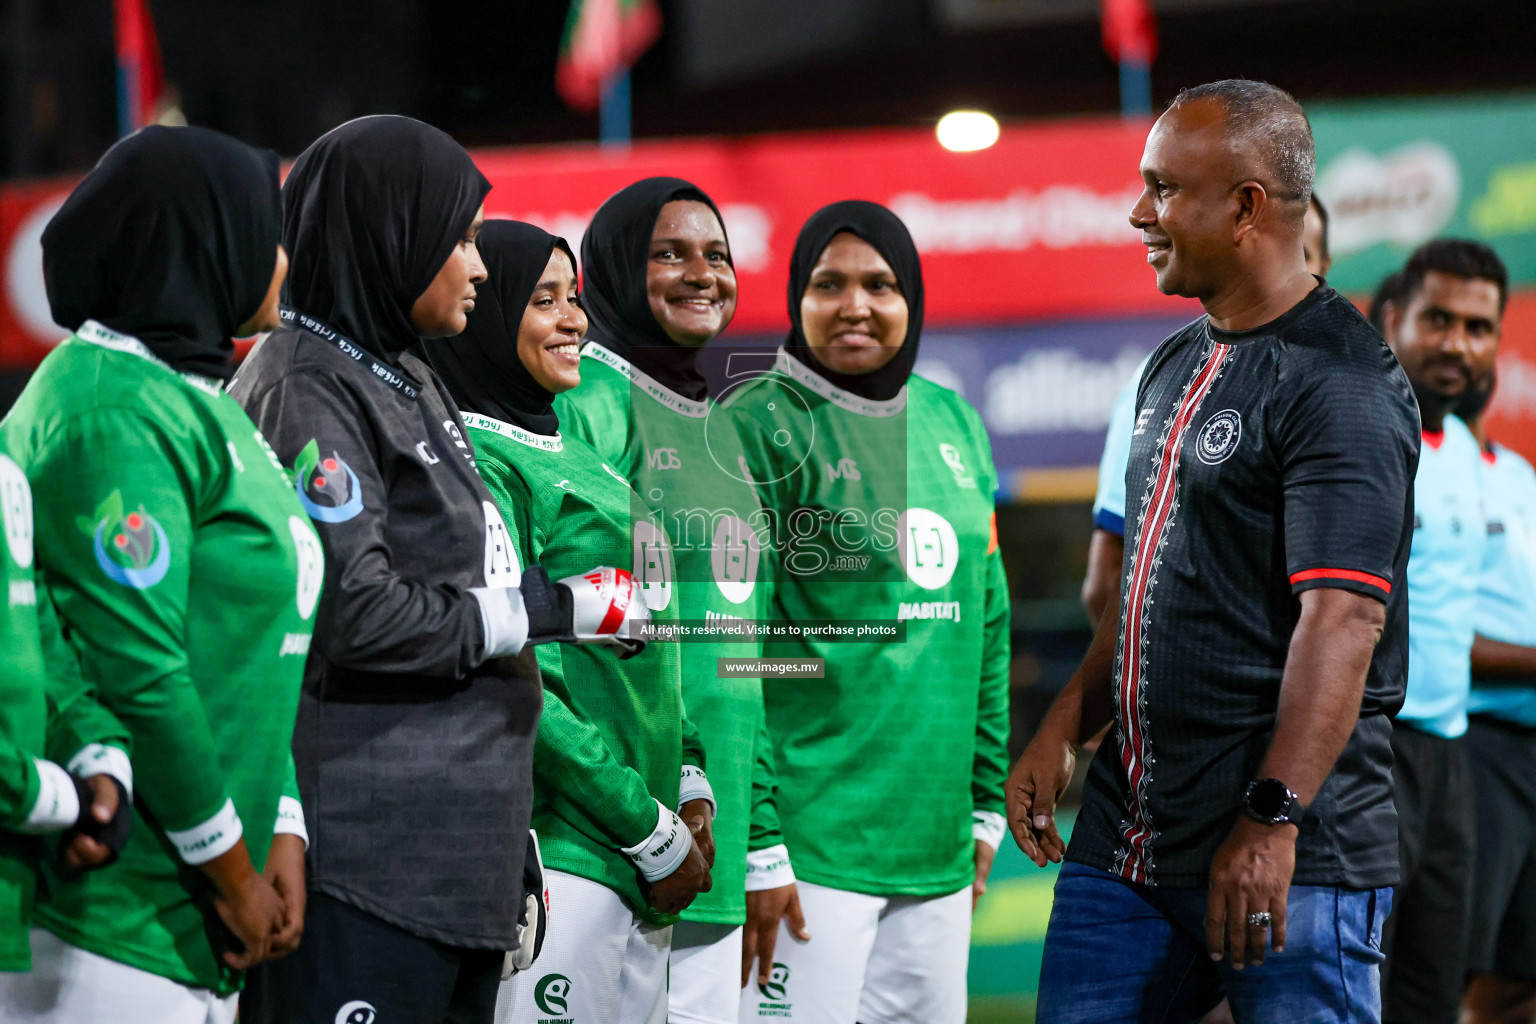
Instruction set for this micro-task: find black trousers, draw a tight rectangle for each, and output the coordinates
[1381,724,1476,1024]
[1466,715,1536,981]
[239,891,504,1024]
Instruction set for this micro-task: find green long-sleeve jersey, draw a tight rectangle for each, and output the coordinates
[723,350,1011,897]
[555,342,781,924]
[0,445,132,970]
[463,410,699,926]
[0,449,51,972]
[1,323,320,994]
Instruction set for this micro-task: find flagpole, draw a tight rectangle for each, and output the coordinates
[1119,57,1151,120]
[600,69,631,151]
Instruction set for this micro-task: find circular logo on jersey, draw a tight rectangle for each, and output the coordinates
[295,441,364,523]
[482,501,522,585]
[712,515,762,604]
[535,974,571,1015]
[707,373,817,485]
[759,962,791,1001]
[633,518,674,611]
[898,508,959,591]
[1196,409,1242,465]
[84,490,170,589]
[334,1001,377,1024]
[0,455,33,570]
[290,516,323,620]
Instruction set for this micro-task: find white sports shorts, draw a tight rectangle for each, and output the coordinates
[738,880,971,1024]
[497,868,672,1024]
[0,928,237,1024]
[669,921,743,1024]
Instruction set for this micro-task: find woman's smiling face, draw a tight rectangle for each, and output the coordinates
[799,232,909,376]
[645,200,736,347]
[516,247,587,394]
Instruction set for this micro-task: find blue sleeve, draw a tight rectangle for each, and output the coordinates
[1092,357,1149,536]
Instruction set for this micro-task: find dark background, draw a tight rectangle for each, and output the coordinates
[5,0,1536,176]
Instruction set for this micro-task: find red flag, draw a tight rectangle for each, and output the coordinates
[555,0,662,113]
[1102,0,1158,64]
[114,0,166,135]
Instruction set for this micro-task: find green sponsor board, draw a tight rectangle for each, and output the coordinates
[1309,92,1536,292]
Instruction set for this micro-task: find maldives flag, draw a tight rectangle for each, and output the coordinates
[114,0,166,135]
[555,0,662,113]
[1101,0,1158,64]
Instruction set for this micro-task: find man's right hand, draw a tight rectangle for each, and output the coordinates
[201,838,285,969]
[647,834,712,916]
[1006,729,1076,867]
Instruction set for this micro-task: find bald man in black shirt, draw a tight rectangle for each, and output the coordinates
[1008,80,1418,1024]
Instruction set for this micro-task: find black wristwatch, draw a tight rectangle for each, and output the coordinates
[1241,778,1302,826]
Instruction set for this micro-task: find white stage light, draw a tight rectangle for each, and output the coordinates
[936,110,1000,152]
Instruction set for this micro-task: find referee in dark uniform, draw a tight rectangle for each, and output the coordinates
[1007,80,1418,1024]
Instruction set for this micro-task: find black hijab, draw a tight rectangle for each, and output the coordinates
[42,125,281,380]
[785,200,925,403]
[580,176,732,401]
[425,220,575,436]
[282,115,491,361]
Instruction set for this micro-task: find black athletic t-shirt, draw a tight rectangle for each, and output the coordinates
[1068,286,1419,889]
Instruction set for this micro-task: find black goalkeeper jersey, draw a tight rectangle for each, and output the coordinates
[1069,286,1419,890]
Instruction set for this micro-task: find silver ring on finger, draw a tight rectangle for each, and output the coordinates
[1246,911,1272,929]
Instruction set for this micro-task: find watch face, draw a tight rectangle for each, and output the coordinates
[1247,779,1291,820]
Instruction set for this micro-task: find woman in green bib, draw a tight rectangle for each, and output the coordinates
[731,201,1012,1024]
[556,180,803,1024]
[0,127,312,1023]
[425,220,713,1024]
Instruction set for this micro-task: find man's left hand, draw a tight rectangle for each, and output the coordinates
[1205,817,1295,968]
[680,799,715,869]
[973,840,996,911]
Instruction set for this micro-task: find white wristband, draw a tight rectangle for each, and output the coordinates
[273,795,308,850]
[471,586,530,658]
[972,810,1007,851]
[68,743,134,800]
[166,797,243,865]
[678,765,715,817]
[621,800,692,882]
[744,843,796,891]
[20,759,80,834]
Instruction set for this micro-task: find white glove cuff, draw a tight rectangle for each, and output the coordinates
[273,795,309,850]
[621,799,691,882]
[973,810,1007,851]
[678,765,715,817]
[744,843,796,891]
[167,797,243,865]
[472,586,531,658]
[21,759,80,834]
[68,743,134,799]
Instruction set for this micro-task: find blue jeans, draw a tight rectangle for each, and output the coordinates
[1037,863,1392,1024]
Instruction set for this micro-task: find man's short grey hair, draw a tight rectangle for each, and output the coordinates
[1171,79,1315,207]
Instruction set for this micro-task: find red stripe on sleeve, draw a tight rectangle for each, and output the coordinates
[1288,567,1391,593]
